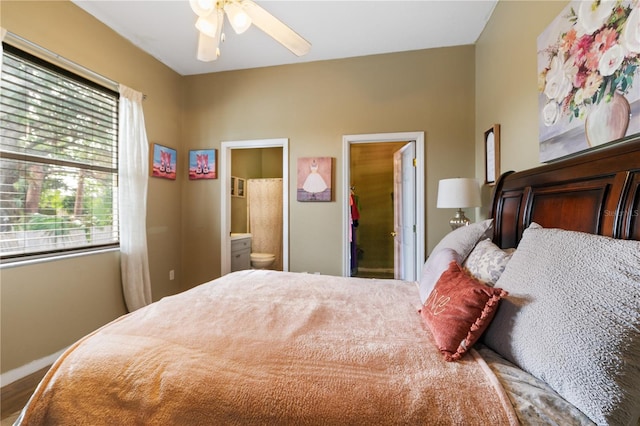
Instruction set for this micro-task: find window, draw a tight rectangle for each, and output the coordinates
[0,45,119,261]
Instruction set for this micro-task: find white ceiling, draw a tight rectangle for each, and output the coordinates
[72,0,498,76]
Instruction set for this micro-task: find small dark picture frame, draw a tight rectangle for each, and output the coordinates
[231,176,245,198]
[484,124,500,185]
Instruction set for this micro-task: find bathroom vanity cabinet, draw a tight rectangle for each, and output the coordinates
[230,235,251,272]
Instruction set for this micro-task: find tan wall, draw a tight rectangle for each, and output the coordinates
[475,0,568,216]
[1,1,183,373]
[181,47,477,286]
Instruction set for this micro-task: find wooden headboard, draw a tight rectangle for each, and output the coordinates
[490,136,640,249]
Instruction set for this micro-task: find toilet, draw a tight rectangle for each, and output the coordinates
[250,252,275,269]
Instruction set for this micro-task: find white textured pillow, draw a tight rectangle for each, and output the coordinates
[483,224,640,426]
[430,219,494,261]
[419,219,493,303]
[463,239,514,286]
[418,248,459,303]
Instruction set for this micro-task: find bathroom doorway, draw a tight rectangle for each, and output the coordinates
[220,139,289,275]
[342,132,424,281]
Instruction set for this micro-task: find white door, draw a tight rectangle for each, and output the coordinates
[393,142,416,280]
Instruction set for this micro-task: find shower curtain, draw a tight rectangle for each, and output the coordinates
[247,179,283,270]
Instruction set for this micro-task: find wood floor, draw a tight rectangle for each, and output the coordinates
[1,366,49,421]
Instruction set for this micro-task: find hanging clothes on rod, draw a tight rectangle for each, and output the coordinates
[350,186,361,276]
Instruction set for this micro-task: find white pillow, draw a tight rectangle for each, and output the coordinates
[419,219,493,303]
[418,248,459,303]
[463,239,514,286]
[483,223,640,426]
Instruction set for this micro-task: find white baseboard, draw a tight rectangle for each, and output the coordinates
[1,348,66,387]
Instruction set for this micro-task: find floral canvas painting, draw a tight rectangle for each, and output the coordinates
[189,149,217,180]
[297,157,332,202]
[538,0,640,162]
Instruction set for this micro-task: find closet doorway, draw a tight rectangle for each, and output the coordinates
[342,132,425,281]
[220,138,289,275]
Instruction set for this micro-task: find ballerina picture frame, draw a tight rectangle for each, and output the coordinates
[297,157,333,202]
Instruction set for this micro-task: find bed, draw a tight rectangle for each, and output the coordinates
[16,137,640,425]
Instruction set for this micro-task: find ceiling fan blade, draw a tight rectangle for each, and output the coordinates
[197,32,219,61]
[241,0,311,57]
[196,9,224,61]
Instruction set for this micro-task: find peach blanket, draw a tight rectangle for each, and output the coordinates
[18,270,518,425]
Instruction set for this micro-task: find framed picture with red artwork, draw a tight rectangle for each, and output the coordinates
[151,143,177,180]
[189,149,217,180]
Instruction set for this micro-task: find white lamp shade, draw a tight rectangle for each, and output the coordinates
[437,178,481,208]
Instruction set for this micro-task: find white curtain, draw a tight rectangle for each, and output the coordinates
[247,179,283,270]
[118,85,151,312]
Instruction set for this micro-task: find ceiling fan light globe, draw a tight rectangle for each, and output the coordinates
[195,15,219,37]
[190,0,215,17]
[224,2,252,34]
[232,13,251,34]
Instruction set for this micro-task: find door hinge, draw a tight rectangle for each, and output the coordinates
[413,224,416,232]
[413,158,417,167]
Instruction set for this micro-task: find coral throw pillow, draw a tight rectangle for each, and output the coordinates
[419,261,507,362]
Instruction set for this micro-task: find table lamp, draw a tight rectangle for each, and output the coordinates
[437,178,481,230]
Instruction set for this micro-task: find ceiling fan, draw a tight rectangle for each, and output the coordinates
[189,0,312,62]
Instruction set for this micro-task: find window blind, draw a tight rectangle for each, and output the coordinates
[0,44,119,261]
